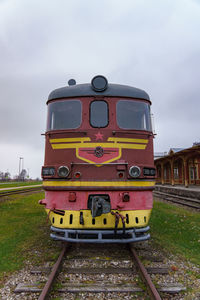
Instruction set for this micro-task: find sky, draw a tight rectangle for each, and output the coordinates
[0,0,200,179]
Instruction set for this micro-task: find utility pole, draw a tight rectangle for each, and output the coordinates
[19,157,23,180]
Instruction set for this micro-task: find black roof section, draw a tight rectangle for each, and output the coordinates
[47,76,150,103]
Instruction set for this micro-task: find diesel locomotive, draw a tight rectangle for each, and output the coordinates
[40,75,156,243]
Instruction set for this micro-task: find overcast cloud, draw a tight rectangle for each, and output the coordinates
[0,0,200,178]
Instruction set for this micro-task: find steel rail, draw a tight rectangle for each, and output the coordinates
[0,187,43,197]
[154,191,200,210]
[129,244,162,300]
[38,243,68,300]
[154,191,200,204]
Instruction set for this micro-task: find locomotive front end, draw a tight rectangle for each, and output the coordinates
[40,76,155,243]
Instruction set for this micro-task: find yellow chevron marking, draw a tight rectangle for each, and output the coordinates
[107,137,148,144]
[50,137,91,143]
[46,209,152,229]
[43,180,155,187]
[76,148,122,166]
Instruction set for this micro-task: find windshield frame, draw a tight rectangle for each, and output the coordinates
[116,99,152,132]
[46,99,82,131]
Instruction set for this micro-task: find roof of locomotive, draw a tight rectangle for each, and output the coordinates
[47,75,150,103]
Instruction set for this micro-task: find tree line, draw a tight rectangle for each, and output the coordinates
[0,169,28,181]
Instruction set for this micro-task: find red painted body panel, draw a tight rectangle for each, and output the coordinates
[41,190,153,211]
[42,96,155,219]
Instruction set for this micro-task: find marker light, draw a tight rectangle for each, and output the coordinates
[75,172,81,179]
[118,172,124,178]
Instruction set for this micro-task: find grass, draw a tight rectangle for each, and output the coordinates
[0,192,199,285]
[0,192,61,282]
[0,181,42,189]
[150,199,200,265]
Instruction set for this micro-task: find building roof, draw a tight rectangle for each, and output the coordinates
[155,145,200,162]
[168,148,185,154]
[154,152,167,159]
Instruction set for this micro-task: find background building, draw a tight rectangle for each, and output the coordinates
[154,144,200,187]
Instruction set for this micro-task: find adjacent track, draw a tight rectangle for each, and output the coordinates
[153,190,200,210]
[0,186,43,197]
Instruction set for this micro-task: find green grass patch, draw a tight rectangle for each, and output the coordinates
[150,200,200,265]
[1,193,199,286]
[0,192,61,282]
[0,181,41,189]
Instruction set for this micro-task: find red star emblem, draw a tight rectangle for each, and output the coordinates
[95,131,104,141]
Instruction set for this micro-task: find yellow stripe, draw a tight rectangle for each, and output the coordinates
[43,180,155,187]
[107,137,148,144]
[50,137,148,144]
[51,142,147,150]
[50,137,91,143]
[46,209,152,229]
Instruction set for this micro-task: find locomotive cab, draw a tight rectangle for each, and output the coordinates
[40,75,155,243]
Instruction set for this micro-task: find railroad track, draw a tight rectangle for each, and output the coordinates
[153,190,200,210]
[0,186,43,197]
[14,242,186,299]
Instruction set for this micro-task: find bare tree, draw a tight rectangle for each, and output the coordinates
[19,169,27,181]
[0,171,11,181]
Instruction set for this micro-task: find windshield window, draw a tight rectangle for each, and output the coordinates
[117,100,152,131]
[47,100,82,130]
[90,100,108,127]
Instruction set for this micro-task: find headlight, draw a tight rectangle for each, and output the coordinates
[91,75,108,92]
[42,167,55,176]
[129,166,141,178]
[143,168,156,176]
[58,166,70,178]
